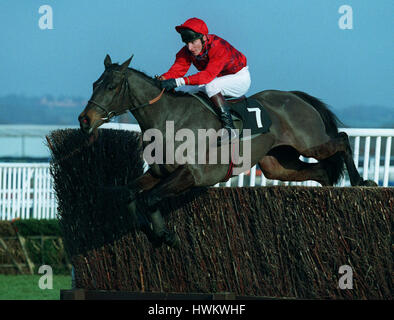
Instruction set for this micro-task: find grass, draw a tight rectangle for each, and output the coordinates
[0,274,71,300]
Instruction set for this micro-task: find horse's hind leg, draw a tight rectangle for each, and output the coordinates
[300,132,377,186]
[259,146,332,186]
[338,132,377,186]
[335,132,362,186]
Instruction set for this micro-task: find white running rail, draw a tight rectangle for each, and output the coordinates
[0,125,393,220]
[217,128,394,188]
[0,163,56,220]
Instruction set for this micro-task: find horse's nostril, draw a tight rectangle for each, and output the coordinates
[79,116,90,134]
[79,116,89,125]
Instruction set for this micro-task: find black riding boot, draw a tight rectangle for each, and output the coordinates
[210,93,238,144]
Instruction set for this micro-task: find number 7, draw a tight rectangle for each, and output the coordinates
[247,108,263,128]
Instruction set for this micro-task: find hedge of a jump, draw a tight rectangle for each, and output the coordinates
[48,128,393,299]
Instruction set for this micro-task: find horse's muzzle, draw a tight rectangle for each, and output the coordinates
[78,115,91,134]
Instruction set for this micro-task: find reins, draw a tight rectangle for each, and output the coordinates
[127,86,165,113]
[88,71,165,123]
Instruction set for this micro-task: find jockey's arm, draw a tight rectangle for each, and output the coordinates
[161,47,191,80]
[159,43,229,87]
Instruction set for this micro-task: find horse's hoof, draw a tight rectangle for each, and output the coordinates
[147,229,180,249]
[151,237,165,248]
[142,228,165,248]
[164,231,181,249]
[360,179,378,187]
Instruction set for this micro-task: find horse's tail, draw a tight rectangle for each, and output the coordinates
[290,91,346,185]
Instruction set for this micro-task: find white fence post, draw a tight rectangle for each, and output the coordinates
[383,137,392,187]
[250,165,256,186]
[363,136,371,181]
[374,137,381,184]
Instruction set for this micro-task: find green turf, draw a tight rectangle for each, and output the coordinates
[0,274,71,300]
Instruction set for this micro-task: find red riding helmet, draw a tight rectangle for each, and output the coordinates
[175,18,209,43]
[175,17,209,35]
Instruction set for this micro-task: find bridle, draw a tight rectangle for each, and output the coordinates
[88,70,164,123]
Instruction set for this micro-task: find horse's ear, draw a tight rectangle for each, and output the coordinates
[120,54,134,72]
[104,54,112,69]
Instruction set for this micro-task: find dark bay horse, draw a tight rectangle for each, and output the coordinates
[78,55,376,248]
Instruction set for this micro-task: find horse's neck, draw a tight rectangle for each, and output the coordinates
[125,69,219,134]
[126,70,171,131]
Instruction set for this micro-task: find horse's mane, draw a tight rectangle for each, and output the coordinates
[127,66,156,85]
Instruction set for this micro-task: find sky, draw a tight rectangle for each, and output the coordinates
[0,0,393,113]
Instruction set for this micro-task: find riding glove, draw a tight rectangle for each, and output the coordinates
[159,79,177,91]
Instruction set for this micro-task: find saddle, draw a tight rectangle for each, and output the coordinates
[190,92,272,140]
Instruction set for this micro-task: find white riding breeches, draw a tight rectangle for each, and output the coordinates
[175,66,251,98]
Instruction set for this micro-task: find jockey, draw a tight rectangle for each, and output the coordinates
[157,17,251,143]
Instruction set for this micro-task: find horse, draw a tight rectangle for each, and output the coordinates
[78,54,376,248]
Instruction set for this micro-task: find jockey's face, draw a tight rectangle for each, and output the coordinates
[186,35,207,56]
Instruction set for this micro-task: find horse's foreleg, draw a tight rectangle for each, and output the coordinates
[140,165,197,209]
[127,169,162,200]
[136,166,196,248]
